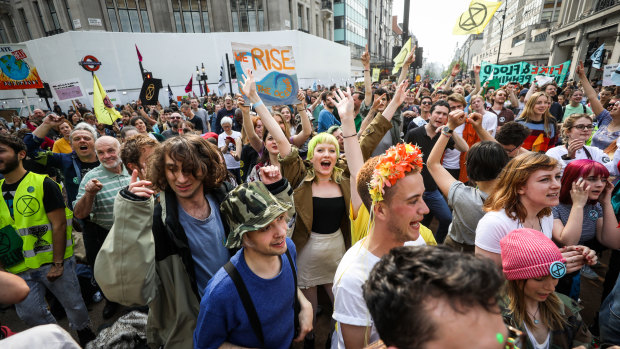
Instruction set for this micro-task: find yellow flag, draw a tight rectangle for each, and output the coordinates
[392,37,412,75]
[453,0,501,35]
[93,74,120,125]
[433,76,448,89]
[372,68,380,82]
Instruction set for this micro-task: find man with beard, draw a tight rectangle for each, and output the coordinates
[25,115,99,210]
[213,95,236,134]
[318,91,339,132]
[406,95,432,132]
[488,89,515,129]
[180,103,204,134]
[0,134,96,346]
[190,98,210,132]
[161,112,184,139]
[73,136,130,319]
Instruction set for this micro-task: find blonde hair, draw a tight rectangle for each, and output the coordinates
[484,152,559,222]
[560,113,593,143]
[272,111,291,139]
[519,92,556,137]
[306,133,343,183]
[505,279,566,330]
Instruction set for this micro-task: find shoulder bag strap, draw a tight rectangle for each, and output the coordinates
[285,249,301,336]
[223,261,265,347]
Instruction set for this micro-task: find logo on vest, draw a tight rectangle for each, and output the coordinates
[15,195,40,217]
[27,186,34,193]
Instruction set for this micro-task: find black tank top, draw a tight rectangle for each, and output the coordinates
[311,196,345,234]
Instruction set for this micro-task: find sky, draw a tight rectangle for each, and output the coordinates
[391,0,470,68]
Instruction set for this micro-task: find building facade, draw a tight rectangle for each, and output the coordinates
[471,0,562,67]
[0,0,335,43]
[548,0,620,80]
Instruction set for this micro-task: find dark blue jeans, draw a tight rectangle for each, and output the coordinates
[422,189,452,243]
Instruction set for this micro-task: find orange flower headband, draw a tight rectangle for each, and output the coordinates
[369,144,424,203]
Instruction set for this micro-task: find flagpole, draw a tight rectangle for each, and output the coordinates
[225,53,233,96]
[496,0,507,64]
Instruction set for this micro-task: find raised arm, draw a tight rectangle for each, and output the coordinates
[471,65,482,96]
[468,112,496,142]
[240,69,291,157]
[362,46,372,106]
[524,82,537,103]
[596,180,620,249]
[291,90,313,147]
[552,179,589,246]
[239,96,263,152]
[444,64,460,90]
[331,88,363,215]
[397,47,415,85]
[428,119,461,198]
[33,114,62,139]
[576,61,605,116]
[506,84,519,109]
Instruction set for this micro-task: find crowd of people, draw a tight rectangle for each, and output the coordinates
[1,46,620,349]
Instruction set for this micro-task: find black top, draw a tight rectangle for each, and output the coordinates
[311,196,345,234]
[404,126,455,192]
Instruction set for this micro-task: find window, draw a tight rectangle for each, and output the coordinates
[19,9,33,40]
[33,1,47,32]
[298,4,303,30]
[173,0,210,33]
[230,0,262,32]
[0,27,8,44]
[139,0,151,32]
[107,0,150,32]
[61,0,74,29]
[46,0,61,30]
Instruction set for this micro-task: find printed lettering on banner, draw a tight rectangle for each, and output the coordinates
[603,64,620,86]
[232,42,299,106]
[480,60,571,86]
[51,79,84,101]
[0,44,44,90]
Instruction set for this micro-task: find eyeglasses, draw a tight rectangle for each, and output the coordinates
[170,116,182,120]
[571,124,594,130]
[421,101,432,105]
[503,144,521,154]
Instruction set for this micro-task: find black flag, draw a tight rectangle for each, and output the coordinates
[139,78,162,105]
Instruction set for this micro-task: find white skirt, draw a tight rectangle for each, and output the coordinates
[297,229,345,288]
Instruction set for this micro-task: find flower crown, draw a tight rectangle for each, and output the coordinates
[369,143,424,203]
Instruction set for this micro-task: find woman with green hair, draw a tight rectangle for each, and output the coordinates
[241,70,364,347]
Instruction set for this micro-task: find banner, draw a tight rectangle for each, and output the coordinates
[453,0,502,35]
[51,79,84,101]
[591,44,605,70]
[372,68,380,82]
[139,77,162,105]
[392,38,412,75]
[480,60,571,86]
[603,64,620,86]
[0,44,43,90]
[92,74,120,125]
[232,42,299,106]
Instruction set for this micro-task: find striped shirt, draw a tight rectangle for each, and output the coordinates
[74,164,130,230]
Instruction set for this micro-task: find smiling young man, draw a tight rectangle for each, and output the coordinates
[404,100,468,243]
[194,166,312,349]
[96,134,295,348]
[25,115,99,209]
[73,135,130,319]
[489,89,515,129]
[331,143,430,349]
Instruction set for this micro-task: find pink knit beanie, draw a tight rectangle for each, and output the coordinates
[500,228,566,280]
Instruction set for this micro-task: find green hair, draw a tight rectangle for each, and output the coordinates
[305,132,343,183]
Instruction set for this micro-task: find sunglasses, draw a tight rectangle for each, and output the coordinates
[421,101,432,105]
[170,116,182,120]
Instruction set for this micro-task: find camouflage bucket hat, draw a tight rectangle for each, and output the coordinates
[220,182,292,249]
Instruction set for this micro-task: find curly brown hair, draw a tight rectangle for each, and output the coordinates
[120,134,160,172]
[148,134,227,192]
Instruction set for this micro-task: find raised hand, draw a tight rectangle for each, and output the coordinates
[474,65,481,74]
[296,90,306,106]
[404,46,416,66]
[570,178,590,208]
[42,114,63,127]
[393,79,410,105]
[468,112,483,128]
[128,169,154,198]
[330,87,355,121]
[361,45,370,69]
[259,165,282,185]
[240,69,258,102]
[237,96,249,112]
[576,61,586,78]
[371,93,387,111]
[566,139,584,159]
[599,178,614,204]
[451,64,460,76]
[447,110,466,130]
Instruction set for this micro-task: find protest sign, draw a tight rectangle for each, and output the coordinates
[372,68,380,82]
[480,60,571,86]
[231,42,299,106]
[603,64,620,86]
[139,77,162,105]
[0,44,44,90]
[51,79,84,100]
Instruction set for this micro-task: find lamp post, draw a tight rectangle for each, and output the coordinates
[196,63,208,97]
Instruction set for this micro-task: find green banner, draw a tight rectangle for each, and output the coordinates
[480,60,571,86]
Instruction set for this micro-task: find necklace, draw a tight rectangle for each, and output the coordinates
[527,306,541,325]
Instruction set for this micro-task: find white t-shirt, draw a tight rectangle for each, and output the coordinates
[217,130,241,169]
[545,144,620,176]
[482,111,498,137]
[442,123,465,169]
[475,210,553,254]
[331,236,426,348]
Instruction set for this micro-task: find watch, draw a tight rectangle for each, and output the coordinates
[443,127,454,134]
[53,261,64,268]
